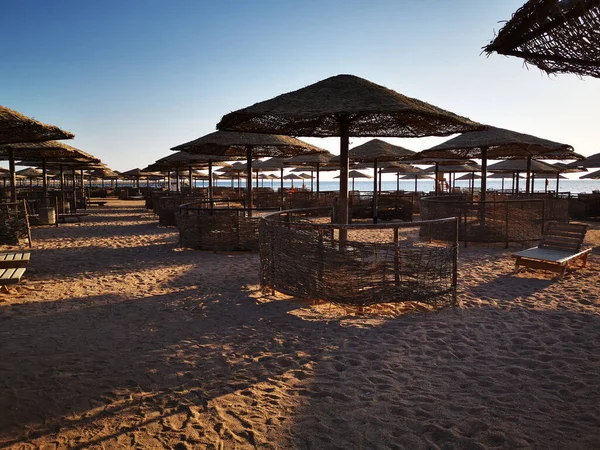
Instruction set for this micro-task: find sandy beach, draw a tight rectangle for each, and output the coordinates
[0,199,599,449]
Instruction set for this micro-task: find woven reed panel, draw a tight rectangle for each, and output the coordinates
[260,213,457,307]
[177,210,261,251]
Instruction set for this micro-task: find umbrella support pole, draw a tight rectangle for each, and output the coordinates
[338,115,350,244]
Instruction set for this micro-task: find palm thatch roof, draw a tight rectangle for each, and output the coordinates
[580,168,600,179]
[567,152,600,168]
[335,170,373,179]
[253,158,289,170]
[347,139,415,162]
[285,152,334,166]
[171,131,325,158]
[487,159,564,173]
[89,168,120,178]
[456,173,482,181]
[283,173,304,180]
[417,126,575,160]
[153,151,235,169]
[401,173,434,180]
[379,163,422,174]
[485,0,600,78]
[0,105,74,145]
[16,167,43,178]
[120,168,153,178]
[488,172,525,179]
[0,140,98,162]
[218,74,485,137]
[422,164,482,173]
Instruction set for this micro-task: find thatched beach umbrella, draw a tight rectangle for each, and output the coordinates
[379,163,422,192]
[567,152,600,169]
[283,173,304,189]
[16,167,42,188]
[581,168,600,180]
[415,126,576,200]
[171,131,324,213]
[335,170,373,191]
[485,0,600,78]
[153,151,233,196]
[254,157,291,202]
[400,173,435,193]
[285,151,334,194]
[334,139,415,223]
[217,74,485,237]
[0,140,95,201]
[0,105,73,145]
[4,142,99,206]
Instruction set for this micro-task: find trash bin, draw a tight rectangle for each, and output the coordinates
[38,207,56,225]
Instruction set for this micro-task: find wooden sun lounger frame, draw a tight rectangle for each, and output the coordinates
[512,222,591,279]
[0,252,31,268]
[0,252,30,292]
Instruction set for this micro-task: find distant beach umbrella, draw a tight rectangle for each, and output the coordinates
[414,126,578,198]
[171,131,325,212]
[286,151,334,194]
[335,169,372,191]
[0,140,98,201]
[400,173,434,193]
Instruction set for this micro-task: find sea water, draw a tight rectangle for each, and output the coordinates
[201,178,600,194]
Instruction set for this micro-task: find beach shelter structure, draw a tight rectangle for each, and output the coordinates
[567,152,600,169]
[336,139,415,222]
[89,168,120,189]
[0,141,99,201]
[253,157,292,203]
[16,167,43,188]
[581,168,600,179]
[152,151,233,197]
[171,131,325,213]
[217,74,485,237]
[335,169,372,191]
[283,173,304,189]
[415,126,576,200]
[375,161,421,192]
[485,0,600,78]
[487,159,570,192]
[0,105,73,145]
[285,151,334,194]
[400,173,435,193]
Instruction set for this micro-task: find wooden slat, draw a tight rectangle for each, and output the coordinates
[0,267,25,284]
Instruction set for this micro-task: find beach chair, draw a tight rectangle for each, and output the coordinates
[0,267,26,292]
[512,222,591,279]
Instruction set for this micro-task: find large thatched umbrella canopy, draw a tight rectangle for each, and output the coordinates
[485,0,600,78]
[171,131,325,211]
[217,74,485,229]
[415,126,576,198]
[0,105,73,145]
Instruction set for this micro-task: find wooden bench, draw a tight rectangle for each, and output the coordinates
[513,222,591,279]
[87,200,107,207]
[0,267,26,291]
[0,252,31,268]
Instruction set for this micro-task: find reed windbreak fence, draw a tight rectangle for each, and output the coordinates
[260,208,458,307]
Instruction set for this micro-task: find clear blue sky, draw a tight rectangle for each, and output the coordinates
[1,0,598,175]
